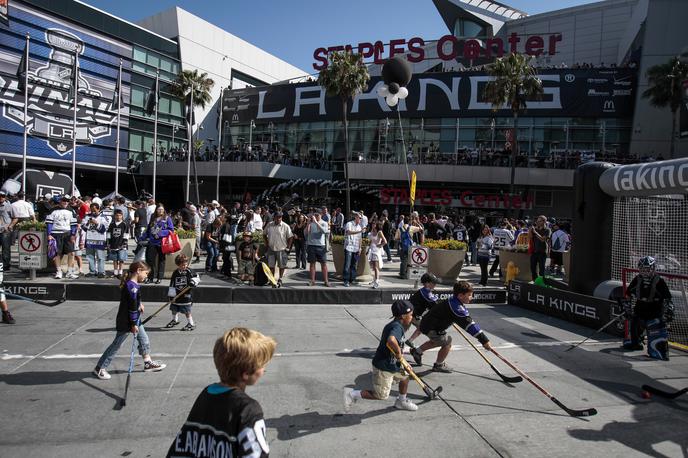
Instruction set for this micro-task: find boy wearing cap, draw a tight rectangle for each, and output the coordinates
[46,196,78,279]
[237,232,259,285]
[406,272,439,348]
[344,300,418,412]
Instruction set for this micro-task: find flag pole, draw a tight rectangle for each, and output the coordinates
[216,86,222,201]
[152,68,159,201]
[21,33,29,194]
[114,58,122,196]
[71,49,78,196]
[185,84,193,202]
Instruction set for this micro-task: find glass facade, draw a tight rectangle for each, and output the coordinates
[226,117,632,166]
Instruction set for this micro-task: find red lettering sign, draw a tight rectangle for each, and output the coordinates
[380,188,532,209]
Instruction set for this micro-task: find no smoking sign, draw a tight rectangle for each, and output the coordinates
[410,246,428,267]
[20,233,41,253]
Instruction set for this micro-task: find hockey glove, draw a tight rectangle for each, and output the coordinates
[167,287,176,298]
[190,276,201,288]
[663,300,675,323]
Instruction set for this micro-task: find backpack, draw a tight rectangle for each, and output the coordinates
[552,233,562,251]
[400,226,413,250]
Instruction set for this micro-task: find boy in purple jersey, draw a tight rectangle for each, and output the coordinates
[168,327,276,457]
[93,261,166,380]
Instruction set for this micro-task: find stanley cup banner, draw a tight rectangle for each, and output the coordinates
[0,2,132,168]
[0,0,8,26]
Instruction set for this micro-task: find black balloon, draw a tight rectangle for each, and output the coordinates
[388,82,399,94]
[381,56,412,88]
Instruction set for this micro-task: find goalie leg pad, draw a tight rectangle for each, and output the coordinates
[646,318,669,361]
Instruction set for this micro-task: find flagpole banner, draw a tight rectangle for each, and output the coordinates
[410,170,417,203]
[0,2,132,169]
[0,0,8,26]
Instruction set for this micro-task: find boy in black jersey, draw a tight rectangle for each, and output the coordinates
[166,254,201,331]
[411,281,492,372]
[406,272,439,349]
[106,209,130,278]
[167,327,275,458]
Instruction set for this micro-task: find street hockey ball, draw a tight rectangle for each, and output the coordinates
[640,390,651,399]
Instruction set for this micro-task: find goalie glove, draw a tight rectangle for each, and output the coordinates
[663,300,675,323]
[190,275,201,288]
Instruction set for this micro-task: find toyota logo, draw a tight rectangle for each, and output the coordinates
[564,74,575,83]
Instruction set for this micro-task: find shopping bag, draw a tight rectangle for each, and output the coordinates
[161,232,181,254]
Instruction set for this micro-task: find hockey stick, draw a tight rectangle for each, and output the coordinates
[641,384,688,399]
[120,327,138,408]
[565,315,621,352]
[140,287,191,326]
[260,262,278,287]
[6,290,66,307]
[387,342,442,400]
[451,323,522,384]
[490,347,598,417]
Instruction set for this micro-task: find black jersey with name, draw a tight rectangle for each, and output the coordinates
[167,385,269,458]
[170,268,199,305]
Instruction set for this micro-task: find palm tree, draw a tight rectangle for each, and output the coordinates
[484,53,543,195]
[318,51,370,218]
[170,69,214,202]
[642,57,688,158]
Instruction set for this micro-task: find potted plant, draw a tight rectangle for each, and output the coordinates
[498,244,533,282]
[163,228,197,278]
[422,239,467,285]
[330,234,372,281]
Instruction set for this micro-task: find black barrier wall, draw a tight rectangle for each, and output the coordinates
[508,280,622,335]
[571,162,616,296]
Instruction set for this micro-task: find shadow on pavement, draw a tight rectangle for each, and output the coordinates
[267,407,394,440]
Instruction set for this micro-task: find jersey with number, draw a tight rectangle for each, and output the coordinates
[452,225,468,242]
[170,268,199,305]
[167,385,269,458]
[492,228,514,251]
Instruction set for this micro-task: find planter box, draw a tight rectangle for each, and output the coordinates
[163,237,196,278]
[427,248,466,285]
[499,250,533,282]
[331,244,371,281]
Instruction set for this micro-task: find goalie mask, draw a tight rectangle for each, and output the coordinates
[637,256,656,277]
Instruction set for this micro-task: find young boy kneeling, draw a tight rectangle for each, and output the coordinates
[344,300,418,412]
[167,327,276,457]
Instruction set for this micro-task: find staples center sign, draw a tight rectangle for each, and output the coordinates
[313,33,563,70]
[380,188,533,210]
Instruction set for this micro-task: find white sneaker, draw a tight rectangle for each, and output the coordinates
[65,272,79,279]
[54,270,63,279]
[93,368,111,380]
[343,388,357,410]
[394,398,418,411]
[373,281,379,289]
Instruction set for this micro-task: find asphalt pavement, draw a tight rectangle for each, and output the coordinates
[0,297,686,457]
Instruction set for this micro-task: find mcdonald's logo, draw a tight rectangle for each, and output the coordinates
[603,100,615,112]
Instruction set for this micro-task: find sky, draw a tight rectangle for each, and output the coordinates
[83,0,601,73]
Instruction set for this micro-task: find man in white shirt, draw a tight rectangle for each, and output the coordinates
[549,222,570,275]
[263,211,293,287]
[251,209,264,231]
[145,198,156,223]
[343,213,363,287]
[490,221,514,278]
[9,192,35,223]
[359,211,368,235]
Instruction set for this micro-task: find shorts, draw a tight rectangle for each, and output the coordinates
[550,251,563,265]
[372,367,407,400]
[307,245,327,263]
[170,303,192,314]
[107,249,128,262]
[53,232,74,256]
[266,250,288,269]
[238,258,255,275]
[425,329,452,346]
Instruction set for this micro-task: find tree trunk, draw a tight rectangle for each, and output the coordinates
[510,111,519,196]
[670,108,677,159]
[342,98,351,219]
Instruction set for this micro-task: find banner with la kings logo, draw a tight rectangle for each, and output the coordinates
[0,2,131,168]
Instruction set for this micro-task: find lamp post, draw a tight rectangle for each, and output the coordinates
[490,118,496,153]
[172,123,179,148]
[248,119,255,153]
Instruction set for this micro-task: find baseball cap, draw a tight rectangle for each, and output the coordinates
[242,231,252,237]
[391,300,413,317]
[0,191,6,197]
[211,200,220,207]
[60,195,70,201]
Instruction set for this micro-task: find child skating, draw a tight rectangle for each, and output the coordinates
[344,300,418,412]
[166,254,201,331]
[167,327,275,457]
[93,261,166,380]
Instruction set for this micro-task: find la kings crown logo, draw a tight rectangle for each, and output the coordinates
[1,29,116,156]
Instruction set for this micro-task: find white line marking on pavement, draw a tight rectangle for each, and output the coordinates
[167,337,195,394]
[7,305,117,374]
[0,340,614,362]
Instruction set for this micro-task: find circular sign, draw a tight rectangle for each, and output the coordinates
[20,233,41,252]
[411,246,428,266]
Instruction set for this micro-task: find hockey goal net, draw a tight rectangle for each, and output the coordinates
[622,268,688,349]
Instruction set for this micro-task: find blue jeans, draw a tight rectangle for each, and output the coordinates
[96,325,150,370]
[343,250,359,283]
[0,230,12,268]
[205,242,219,271]
[86,247,106,274]
[469,242,477,264]
[399,248,409,277]
[383,242,392,261]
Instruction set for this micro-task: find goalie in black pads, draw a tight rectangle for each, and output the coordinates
[410,281,492,372]
[623,256,674,361]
